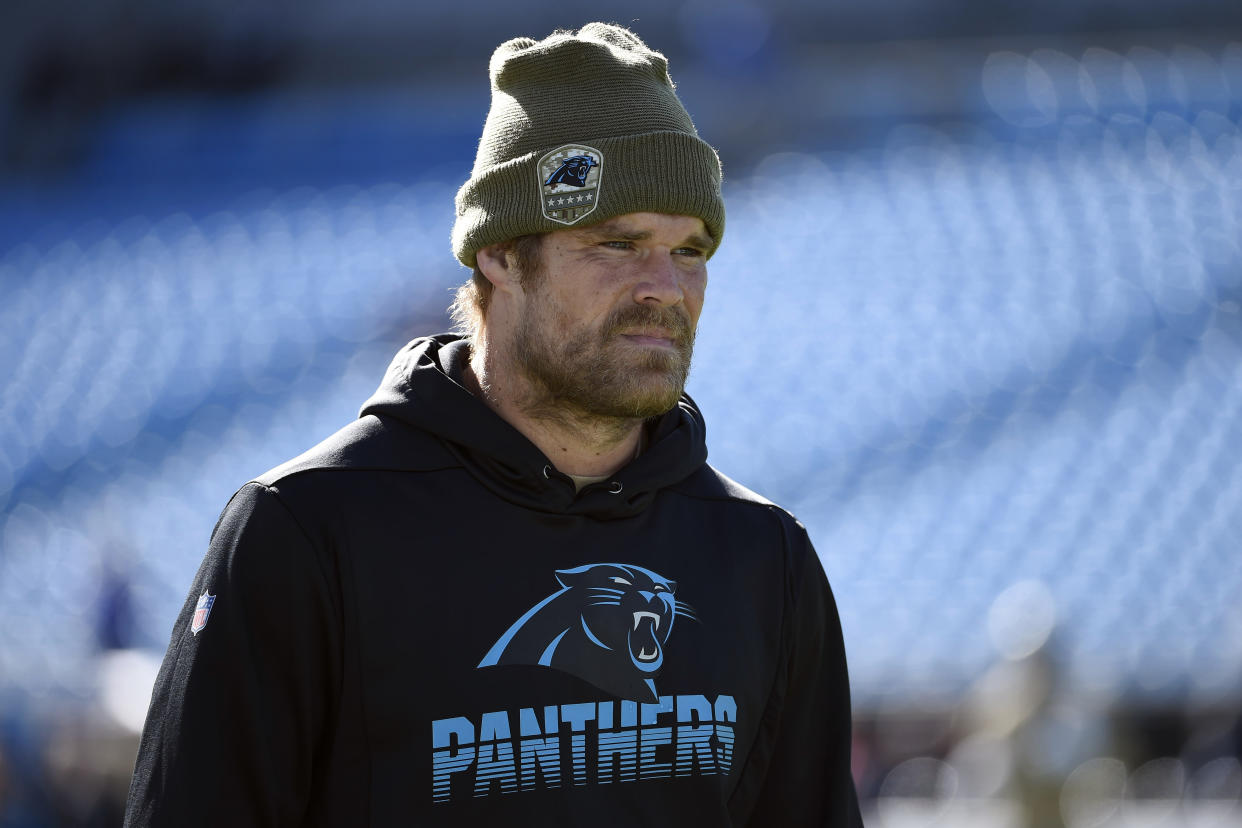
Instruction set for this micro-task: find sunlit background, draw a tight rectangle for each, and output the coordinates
[3,1,1242,825]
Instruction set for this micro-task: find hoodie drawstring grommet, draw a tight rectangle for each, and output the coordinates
[542,464,552,479]
[608,481,623,494]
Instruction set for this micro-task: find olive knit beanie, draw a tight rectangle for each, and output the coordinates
[452,22,725,268]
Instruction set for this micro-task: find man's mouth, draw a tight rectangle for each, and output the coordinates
[618,329,678,348]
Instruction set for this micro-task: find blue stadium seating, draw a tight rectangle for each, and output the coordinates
[2,44,1241,712]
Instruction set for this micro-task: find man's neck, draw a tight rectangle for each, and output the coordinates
[465,344,644,479]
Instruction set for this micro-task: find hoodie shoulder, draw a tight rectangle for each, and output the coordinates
[676,464,815,539]
[677,463,782,511]
[255,414,457,487]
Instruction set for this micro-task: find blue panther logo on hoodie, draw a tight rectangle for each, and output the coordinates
[478,563,696,702]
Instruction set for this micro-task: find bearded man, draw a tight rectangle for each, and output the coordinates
[125,23,863,827]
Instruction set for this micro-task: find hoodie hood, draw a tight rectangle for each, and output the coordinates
[359,335,709,519]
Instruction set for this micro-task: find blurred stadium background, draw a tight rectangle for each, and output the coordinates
[2,0,1242,824]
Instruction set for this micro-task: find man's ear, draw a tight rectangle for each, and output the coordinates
[476,242,519,292]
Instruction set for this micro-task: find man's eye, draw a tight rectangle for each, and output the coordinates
[603,241,631,249]
[674,247,705,257]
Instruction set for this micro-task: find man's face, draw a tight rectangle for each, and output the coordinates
[509,212,711,420]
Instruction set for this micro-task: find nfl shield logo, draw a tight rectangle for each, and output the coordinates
[537,143,604,225]
[192,590,216,635]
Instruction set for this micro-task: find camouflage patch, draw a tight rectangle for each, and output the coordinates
[537,144,604,225]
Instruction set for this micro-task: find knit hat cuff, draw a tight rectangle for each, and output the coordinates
[452,130,724,269]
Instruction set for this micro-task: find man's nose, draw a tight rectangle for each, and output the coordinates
[633,253,684,306]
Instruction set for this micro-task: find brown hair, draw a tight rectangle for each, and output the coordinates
[448,233,545,337]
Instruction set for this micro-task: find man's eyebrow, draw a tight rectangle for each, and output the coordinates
[684,232,715,251]
[576,222,715,250]
[575,222,650,242]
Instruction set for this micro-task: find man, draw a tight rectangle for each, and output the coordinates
[125,23,862,827]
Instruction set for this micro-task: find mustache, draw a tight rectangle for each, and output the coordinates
[602,304,694,344]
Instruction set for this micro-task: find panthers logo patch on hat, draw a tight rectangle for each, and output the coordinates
[537,144,603,225]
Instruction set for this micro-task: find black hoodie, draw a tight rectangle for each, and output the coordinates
[125,335,863,827]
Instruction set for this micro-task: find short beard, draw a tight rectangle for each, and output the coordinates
[512,301,696,429]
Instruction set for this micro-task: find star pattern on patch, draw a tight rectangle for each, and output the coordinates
[547,191,594,209]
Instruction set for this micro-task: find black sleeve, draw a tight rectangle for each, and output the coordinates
[124,482,341,827]
[731,524,864,827]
